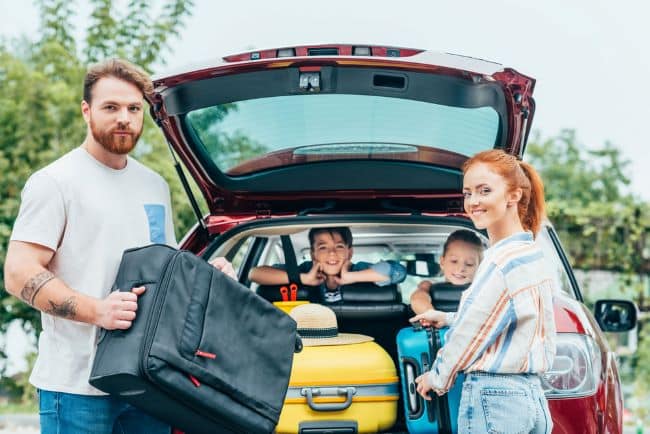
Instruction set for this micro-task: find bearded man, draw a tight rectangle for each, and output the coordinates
[3,59,234,434]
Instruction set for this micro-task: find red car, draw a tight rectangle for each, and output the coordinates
[151,44,637,433]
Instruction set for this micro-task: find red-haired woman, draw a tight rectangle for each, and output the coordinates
[412,149,557,433]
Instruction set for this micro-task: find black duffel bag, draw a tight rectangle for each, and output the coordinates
[89,244,299,434]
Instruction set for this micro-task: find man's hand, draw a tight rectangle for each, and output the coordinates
[410,308,448,328]
[209,257,236,280]
[300,261,325,286]
[95,286,145,330]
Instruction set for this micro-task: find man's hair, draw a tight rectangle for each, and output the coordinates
[83,58,153,104]
[308,227,353,249]
[442,229,483,257]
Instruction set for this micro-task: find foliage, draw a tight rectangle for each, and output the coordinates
[527,129,650,392]
[187,105,270,170]
[0,398,38,414]
[84,0,194,70]
[526,129,633,206]
[526,129,650,276]
[0,45,83,339]
[0,0,194,388]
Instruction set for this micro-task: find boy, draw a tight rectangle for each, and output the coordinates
[250,227,406,303]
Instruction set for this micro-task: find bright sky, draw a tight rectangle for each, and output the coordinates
[2,0,649,199]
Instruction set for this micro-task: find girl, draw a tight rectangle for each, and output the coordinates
[412,150,557,433]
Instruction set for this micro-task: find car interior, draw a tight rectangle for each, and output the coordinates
[196,215,595,432]
[203,216,488,364]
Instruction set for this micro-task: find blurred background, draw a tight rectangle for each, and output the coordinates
[1,0,648,431]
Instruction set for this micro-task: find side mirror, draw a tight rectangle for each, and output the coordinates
[594,299,637,332]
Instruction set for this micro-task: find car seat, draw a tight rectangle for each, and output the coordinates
[429,282,469,312]
[330,282,409,362]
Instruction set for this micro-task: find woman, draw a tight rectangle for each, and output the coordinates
[412,149,557,433]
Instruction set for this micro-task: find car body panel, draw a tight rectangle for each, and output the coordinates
[550,296,623,433]
[548,396,600,433]
[149,44,535,216]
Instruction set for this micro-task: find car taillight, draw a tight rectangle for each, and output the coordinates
[541,333,602,399]
[277,48,296,57]
[352,46,371,56]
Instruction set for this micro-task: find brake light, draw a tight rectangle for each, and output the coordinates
[277,48,296,58]
[352,46,371,56]
[541,333,602,399]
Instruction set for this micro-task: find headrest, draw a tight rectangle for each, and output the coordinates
[341,283,400,303]
[429,281,469,312]
[430,282,470,301]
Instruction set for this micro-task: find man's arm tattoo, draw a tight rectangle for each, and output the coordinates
[45,297,78,319]
[20,271,55,306]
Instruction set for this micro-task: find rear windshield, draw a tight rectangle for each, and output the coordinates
[185,94,500,175]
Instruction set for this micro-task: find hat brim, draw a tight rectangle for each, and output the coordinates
[300,332,374,347]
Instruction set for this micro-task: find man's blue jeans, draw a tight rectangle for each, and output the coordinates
[38,389,170,434]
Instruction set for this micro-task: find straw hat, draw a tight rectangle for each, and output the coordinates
[289,303,373,347]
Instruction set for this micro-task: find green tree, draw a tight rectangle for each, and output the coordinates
[526,129,649,275]
[527,129,650,392]
[187,106,270,171]
[526,129,633,206]
[0,0,194,400]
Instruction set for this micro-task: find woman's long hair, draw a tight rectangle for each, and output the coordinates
[462,150,546,235]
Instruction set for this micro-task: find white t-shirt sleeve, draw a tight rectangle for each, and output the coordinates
[10,171,66,252]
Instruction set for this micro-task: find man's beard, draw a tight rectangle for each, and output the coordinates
[90,118,142,155]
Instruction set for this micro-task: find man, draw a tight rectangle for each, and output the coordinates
[3,58,234,434]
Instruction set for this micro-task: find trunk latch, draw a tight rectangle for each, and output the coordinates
[256,209,272,219]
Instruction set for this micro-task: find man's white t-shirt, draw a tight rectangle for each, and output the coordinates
[10,147,177,395]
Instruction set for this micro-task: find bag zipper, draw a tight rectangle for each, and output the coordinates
[140,250,183,380]
[137,250,275,432]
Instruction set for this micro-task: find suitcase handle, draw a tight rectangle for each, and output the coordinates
[301,387,356,412]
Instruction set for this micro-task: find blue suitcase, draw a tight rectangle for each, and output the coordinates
[396,323,464,434]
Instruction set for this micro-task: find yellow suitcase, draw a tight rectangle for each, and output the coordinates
[276,341,399,433]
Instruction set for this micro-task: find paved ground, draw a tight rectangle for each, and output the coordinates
[0,414,38,434]
[0,414,645,433]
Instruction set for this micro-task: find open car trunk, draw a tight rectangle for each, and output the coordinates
[197,215,481,433]
[150,47,535,218]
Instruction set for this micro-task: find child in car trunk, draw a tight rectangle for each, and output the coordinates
[410,229,483,325]
[249,226,406,303]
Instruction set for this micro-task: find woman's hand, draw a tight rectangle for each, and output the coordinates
[300,261,325,286]
[415,373,445,399]
[410,308,448,328]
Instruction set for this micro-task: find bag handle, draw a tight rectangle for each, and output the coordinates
[301,387,356,412]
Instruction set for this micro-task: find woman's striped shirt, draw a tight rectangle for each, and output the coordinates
[429,231,557,392]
